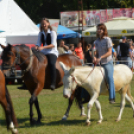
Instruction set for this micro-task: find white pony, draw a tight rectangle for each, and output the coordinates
[60,62,134,125]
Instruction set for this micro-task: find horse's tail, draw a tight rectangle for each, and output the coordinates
[5,85,18,127]
[127,84,134,102]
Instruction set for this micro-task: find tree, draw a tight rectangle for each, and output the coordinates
[14,0,134,23]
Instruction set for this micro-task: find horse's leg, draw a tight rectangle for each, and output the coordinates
[94,99,103,124]
[1,98,18,134]
[29,94,36,125]
[62,91,75,121]
[125,94,134,117]
[34,97,42,123]
[76,87,87,116]
[29,82,44,125]
[116,85,128,122]
[86,92,99,126]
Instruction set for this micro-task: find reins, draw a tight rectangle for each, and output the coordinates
[2,47,34,74]
[71,62,109,90]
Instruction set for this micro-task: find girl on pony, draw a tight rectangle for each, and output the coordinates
[36,18,58,91]
[93,23,115,104]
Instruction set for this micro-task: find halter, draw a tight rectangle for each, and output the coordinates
[70,64,96,86]
[2,47,34,74]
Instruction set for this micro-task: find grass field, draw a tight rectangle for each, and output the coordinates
[1,80,134,134]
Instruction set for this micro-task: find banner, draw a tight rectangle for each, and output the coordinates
[132,8,134,18]
[84,10,95,26]
[113,8,121,18]
[93,10,101,25]
[100,9,107,23]
[60,11,78,27]
[107,9,113,21]
[60,8,134,27]
[125,8,132,18]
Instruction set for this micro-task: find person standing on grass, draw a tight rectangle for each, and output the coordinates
[75,42,84,65]
[35,18,58,91]
[93,23,115,104]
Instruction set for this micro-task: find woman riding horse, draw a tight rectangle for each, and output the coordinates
[93,23,115,104]
[35,18,58,91]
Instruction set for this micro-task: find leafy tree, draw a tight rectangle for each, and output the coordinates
[14,0,134,23]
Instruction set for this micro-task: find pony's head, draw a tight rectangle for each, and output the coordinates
[60,62,78,98]
[1,44,18,70]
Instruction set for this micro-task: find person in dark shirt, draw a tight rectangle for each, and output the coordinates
[84,43,93,66]
[117,36,132,69]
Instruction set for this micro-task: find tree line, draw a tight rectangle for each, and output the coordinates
[15,0,134,23]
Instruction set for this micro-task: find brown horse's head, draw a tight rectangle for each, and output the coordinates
[1,44,17,70]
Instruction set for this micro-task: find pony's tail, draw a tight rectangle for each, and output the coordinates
[127,85,134,102]
[5,85,18,127]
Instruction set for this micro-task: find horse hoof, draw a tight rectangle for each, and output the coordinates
[115,119,120,122]
[86,122,91,126]
[80,114,86,117]
[62,115,67,121]
[97,121,101,124]
[12,129,18,134]
[40,116,45,121]
[30,118,37,125]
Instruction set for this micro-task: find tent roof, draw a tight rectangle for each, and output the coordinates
[0,0,39,36]
[82,17,134,37]
[57,25,78,39]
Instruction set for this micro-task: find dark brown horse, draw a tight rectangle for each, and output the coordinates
[1,44,83,124]
[0,70,18,133]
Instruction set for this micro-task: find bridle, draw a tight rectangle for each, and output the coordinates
[70,64,96,85]
[2,47,34,73]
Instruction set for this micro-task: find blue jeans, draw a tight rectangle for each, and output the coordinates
[101,60,115,100]
[121,57,132,68]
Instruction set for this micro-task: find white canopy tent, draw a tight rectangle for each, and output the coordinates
[0,0,39,50]
[82,17,134,37]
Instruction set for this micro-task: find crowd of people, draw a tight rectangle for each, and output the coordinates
[57,40,93,65]
[57,36,134,70]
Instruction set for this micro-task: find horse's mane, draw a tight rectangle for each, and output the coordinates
[31,47,45,62]
[15,45,45,62]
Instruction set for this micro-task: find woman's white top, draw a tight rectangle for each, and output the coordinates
[36,29,58,57]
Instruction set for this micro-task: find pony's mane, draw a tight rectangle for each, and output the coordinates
[31,47,45,62]
[15,44,45,62]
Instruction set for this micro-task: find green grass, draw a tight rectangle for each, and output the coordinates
[1,80,134,134]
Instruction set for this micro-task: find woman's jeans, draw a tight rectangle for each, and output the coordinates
[121,57,132,69]
[101,60,115,100]
[46,54,57,87]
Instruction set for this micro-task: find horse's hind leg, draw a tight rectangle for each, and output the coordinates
[116,85,128,122]
[125,94,134,117]
[1,98,18,134]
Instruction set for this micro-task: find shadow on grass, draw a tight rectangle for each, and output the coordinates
[0,116,108,128]
[113,103,132,108]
